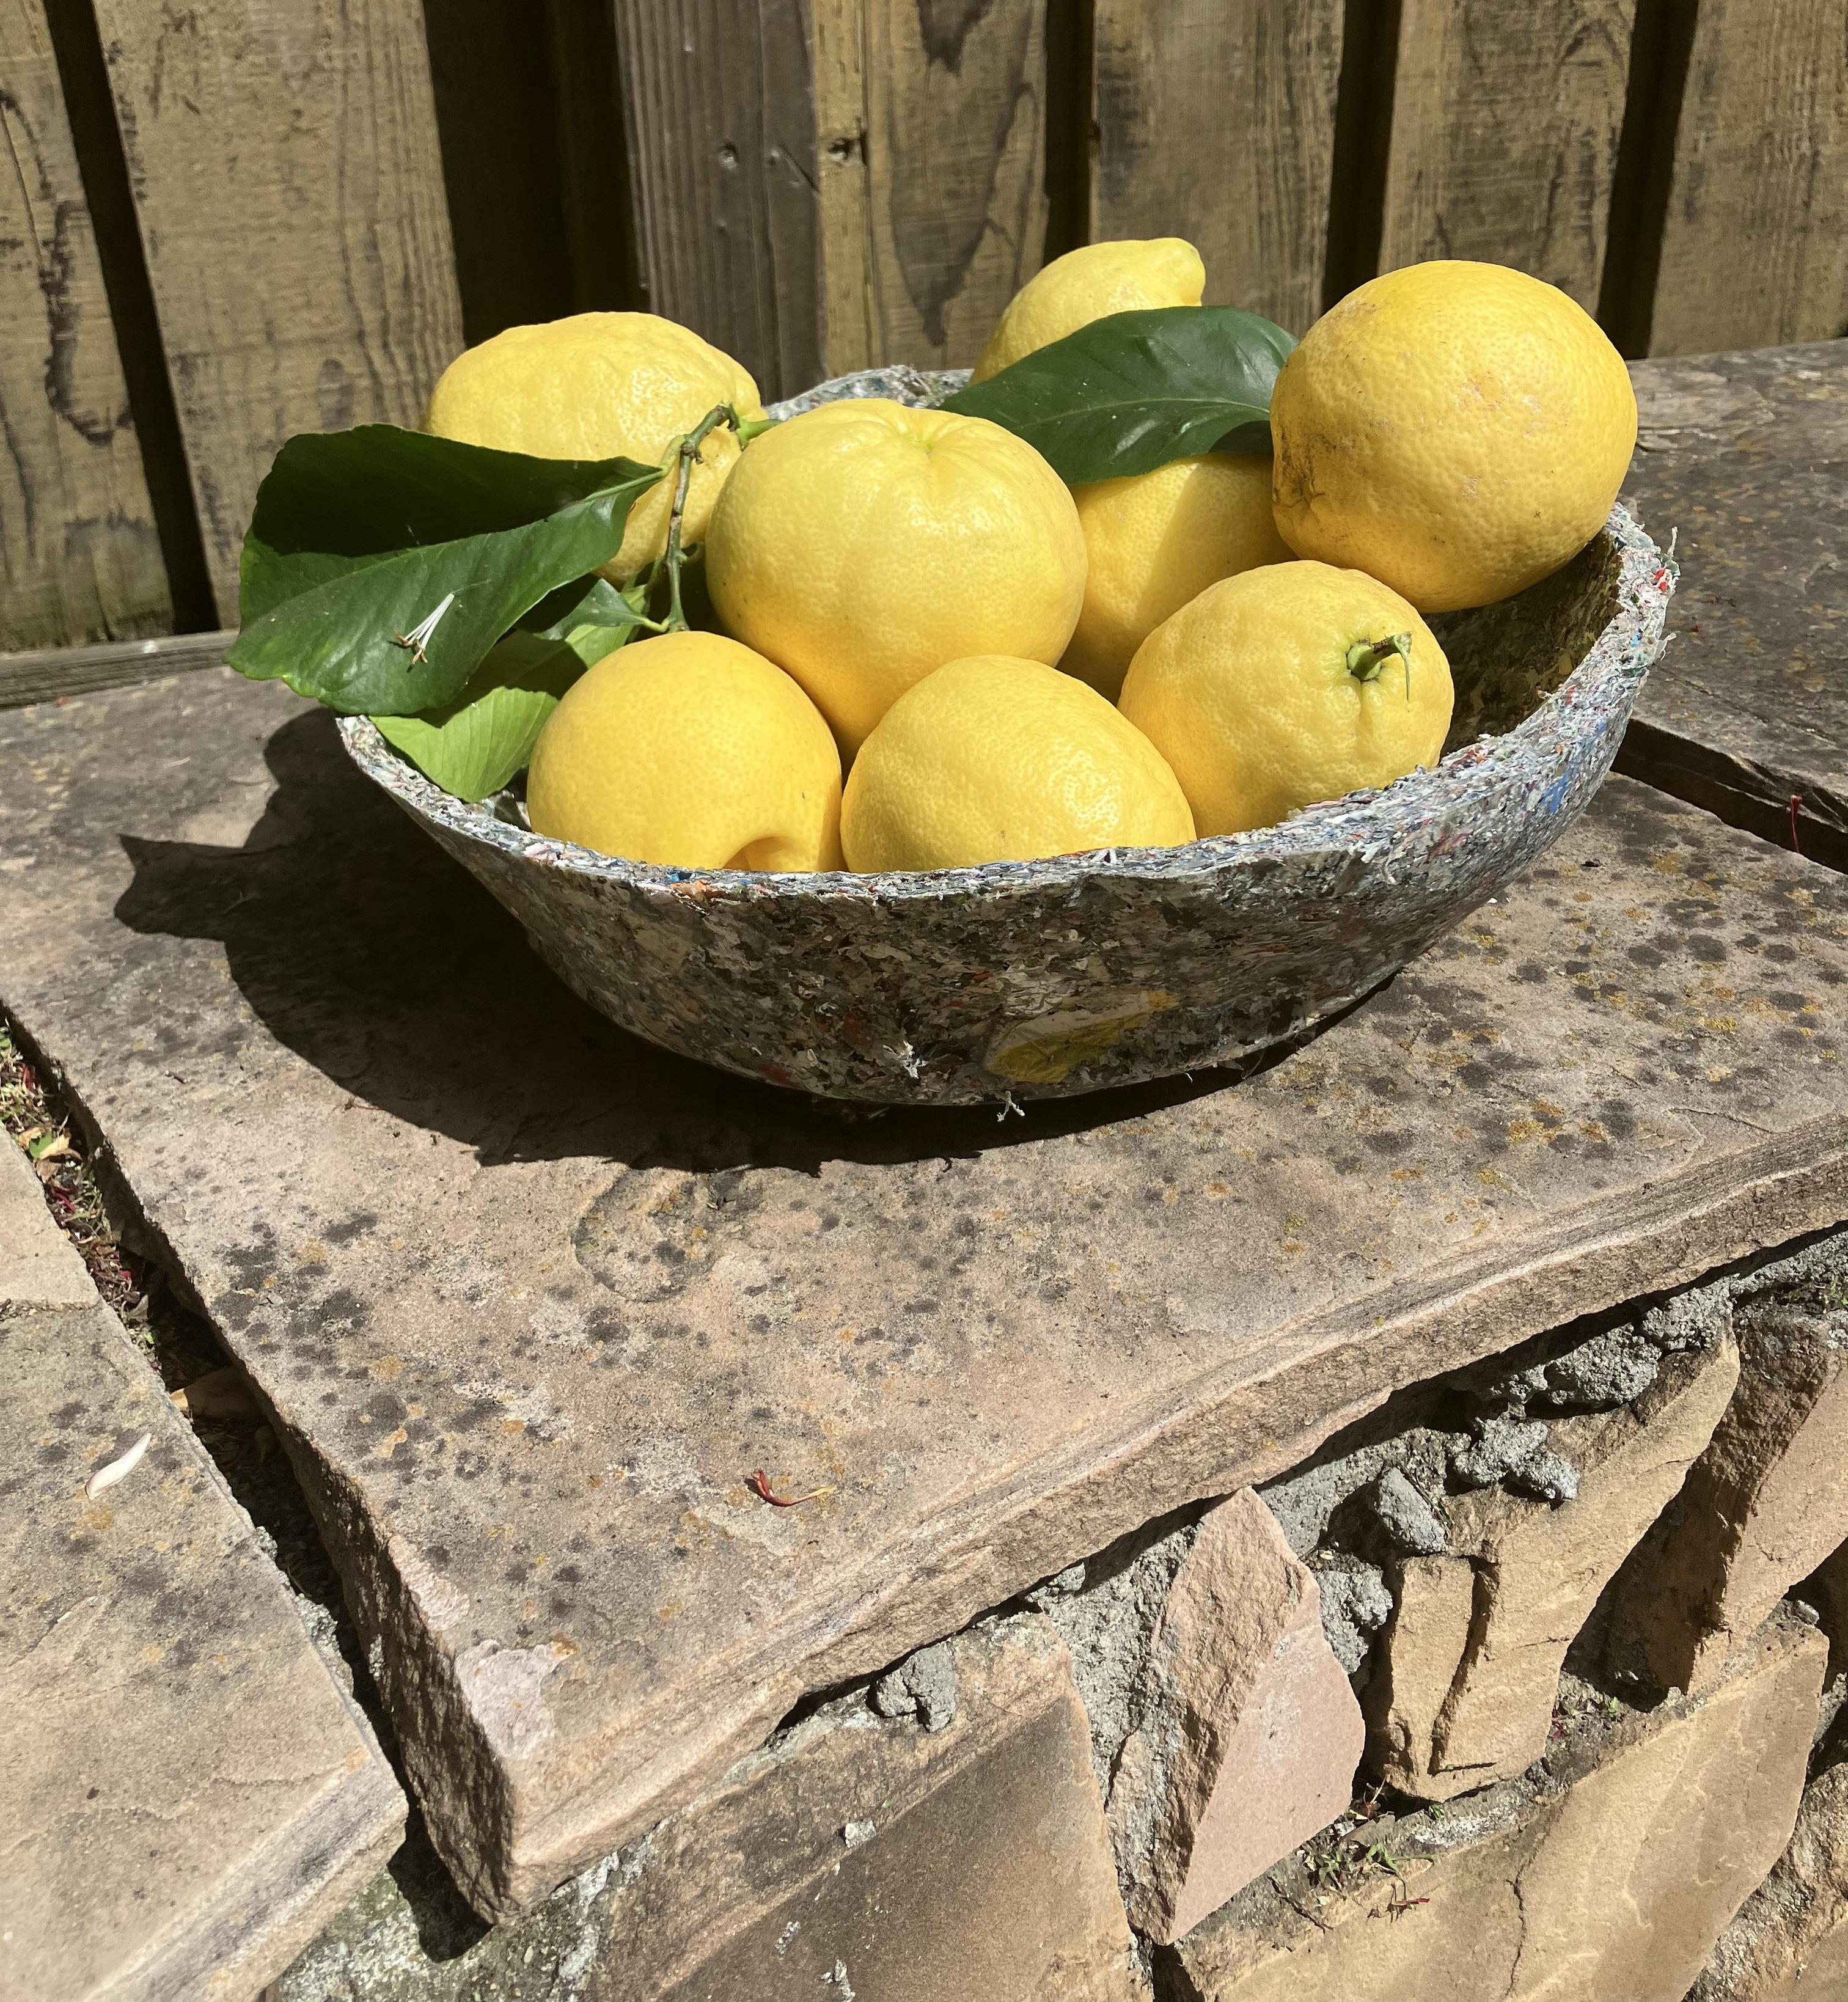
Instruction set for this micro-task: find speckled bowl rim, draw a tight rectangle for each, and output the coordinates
[339,365,1665,902]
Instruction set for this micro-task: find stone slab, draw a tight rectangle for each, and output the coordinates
[272,1615,1134,2001]
[1170,1619,1827,2002]
[0,1122,94,1308]
[1693,1753,1848,2001]
[1610,1241,1848,1695]
[3,672,1848,1918]
[1618,342,1848,871]
[1,1296,405,2001]
[1368,1330,1740,1796]
[1108,1489,1363,1942]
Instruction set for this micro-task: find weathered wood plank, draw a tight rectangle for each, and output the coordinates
[86,0,464,620]
[423,0,576,343]
[1089,0,1344,336]
[1379,0,1636,310]
[0,0,170,651]
[1617,341,1848,873]
[1647,0,1848,356]
[609,0,824,400]
[813,0,1052,374]
[0,627,233,711]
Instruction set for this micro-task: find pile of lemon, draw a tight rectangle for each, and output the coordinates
[424,243,1637,875]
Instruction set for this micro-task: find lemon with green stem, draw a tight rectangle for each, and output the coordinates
[1119,562,1453,836]
[423,312,766,582]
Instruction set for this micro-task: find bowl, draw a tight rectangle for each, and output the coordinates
[339,367,1670,1106]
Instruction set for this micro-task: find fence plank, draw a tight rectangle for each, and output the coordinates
[1090,0,1344,337]
[609,0,824,402]
[1648,0,1848,355]
[0,628,233,710]
[1379,0,1635,310]
[86,0,464,622]
[0,0,170,652]
[813,0,1051,374]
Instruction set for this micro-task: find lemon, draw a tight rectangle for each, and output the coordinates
[972,238,1206,382]
[1270,261,1637,611]
[526,631,842,870]
[706,399,1087,754]
[841,654,1194,871]
[1119,562,1453,836]
[1060,454,1292,698]
[423,312,765,581]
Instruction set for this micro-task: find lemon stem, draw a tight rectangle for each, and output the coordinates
[1347,632,1414,700]
[660,403,781,633]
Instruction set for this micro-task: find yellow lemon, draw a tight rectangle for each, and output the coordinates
[705,400,1086,754]
[972,238,1206,382]
[841,654,1194,871]
[1270,261,1637,611]
[1060,454,1293,698]
[423,312,765,581]
[1119,562,1453,836]
[526,631,841,870]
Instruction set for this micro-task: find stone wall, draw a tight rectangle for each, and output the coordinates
[268,1230,1848,2002]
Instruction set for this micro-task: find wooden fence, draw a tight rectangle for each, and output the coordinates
[3,0,1844,681]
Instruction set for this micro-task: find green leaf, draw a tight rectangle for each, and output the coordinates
[526,575,655,644]
[227,462,662,715]
[239,424,663,621]
[941,306,1296,485]
[371,630,588,803]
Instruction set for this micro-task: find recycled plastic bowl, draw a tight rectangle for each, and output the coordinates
[339,367,1670,1106]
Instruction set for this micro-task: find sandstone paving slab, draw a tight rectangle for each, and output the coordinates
[1618,342,1848,870]
[1,1294,405,2001]
[1168,1618,1828,2002]
[0,1120,94,1308]
[3,671,1848,1918]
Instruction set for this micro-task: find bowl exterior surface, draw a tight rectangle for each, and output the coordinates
[339,373,1668,1104]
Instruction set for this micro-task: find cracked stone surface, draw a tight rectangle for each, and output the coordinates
[1367,1333,1740,1798]
[4,673,1848,1916]
[1605,1236,1848,1696]
[1692,1742,1848,2001]
[1,1289,405,2000]
[273,1616,1135,2001]
[1169,1616,1826,2002]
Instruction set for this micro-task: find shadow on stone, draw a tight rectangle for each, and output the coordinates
[112,707,1318,1172]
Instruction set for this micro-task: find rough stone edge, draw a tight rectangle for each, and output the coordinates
[1167,1614,1828,1995]
[156,1115,1848,1921]
[0,1124,95,1308]
[18,1297,408,2002]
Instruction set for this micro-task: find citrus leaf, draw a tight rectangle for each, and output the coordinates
[941,306,1296,485]
[371,631,588,802]
[239,425,662,622]
[227,464,661,715]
